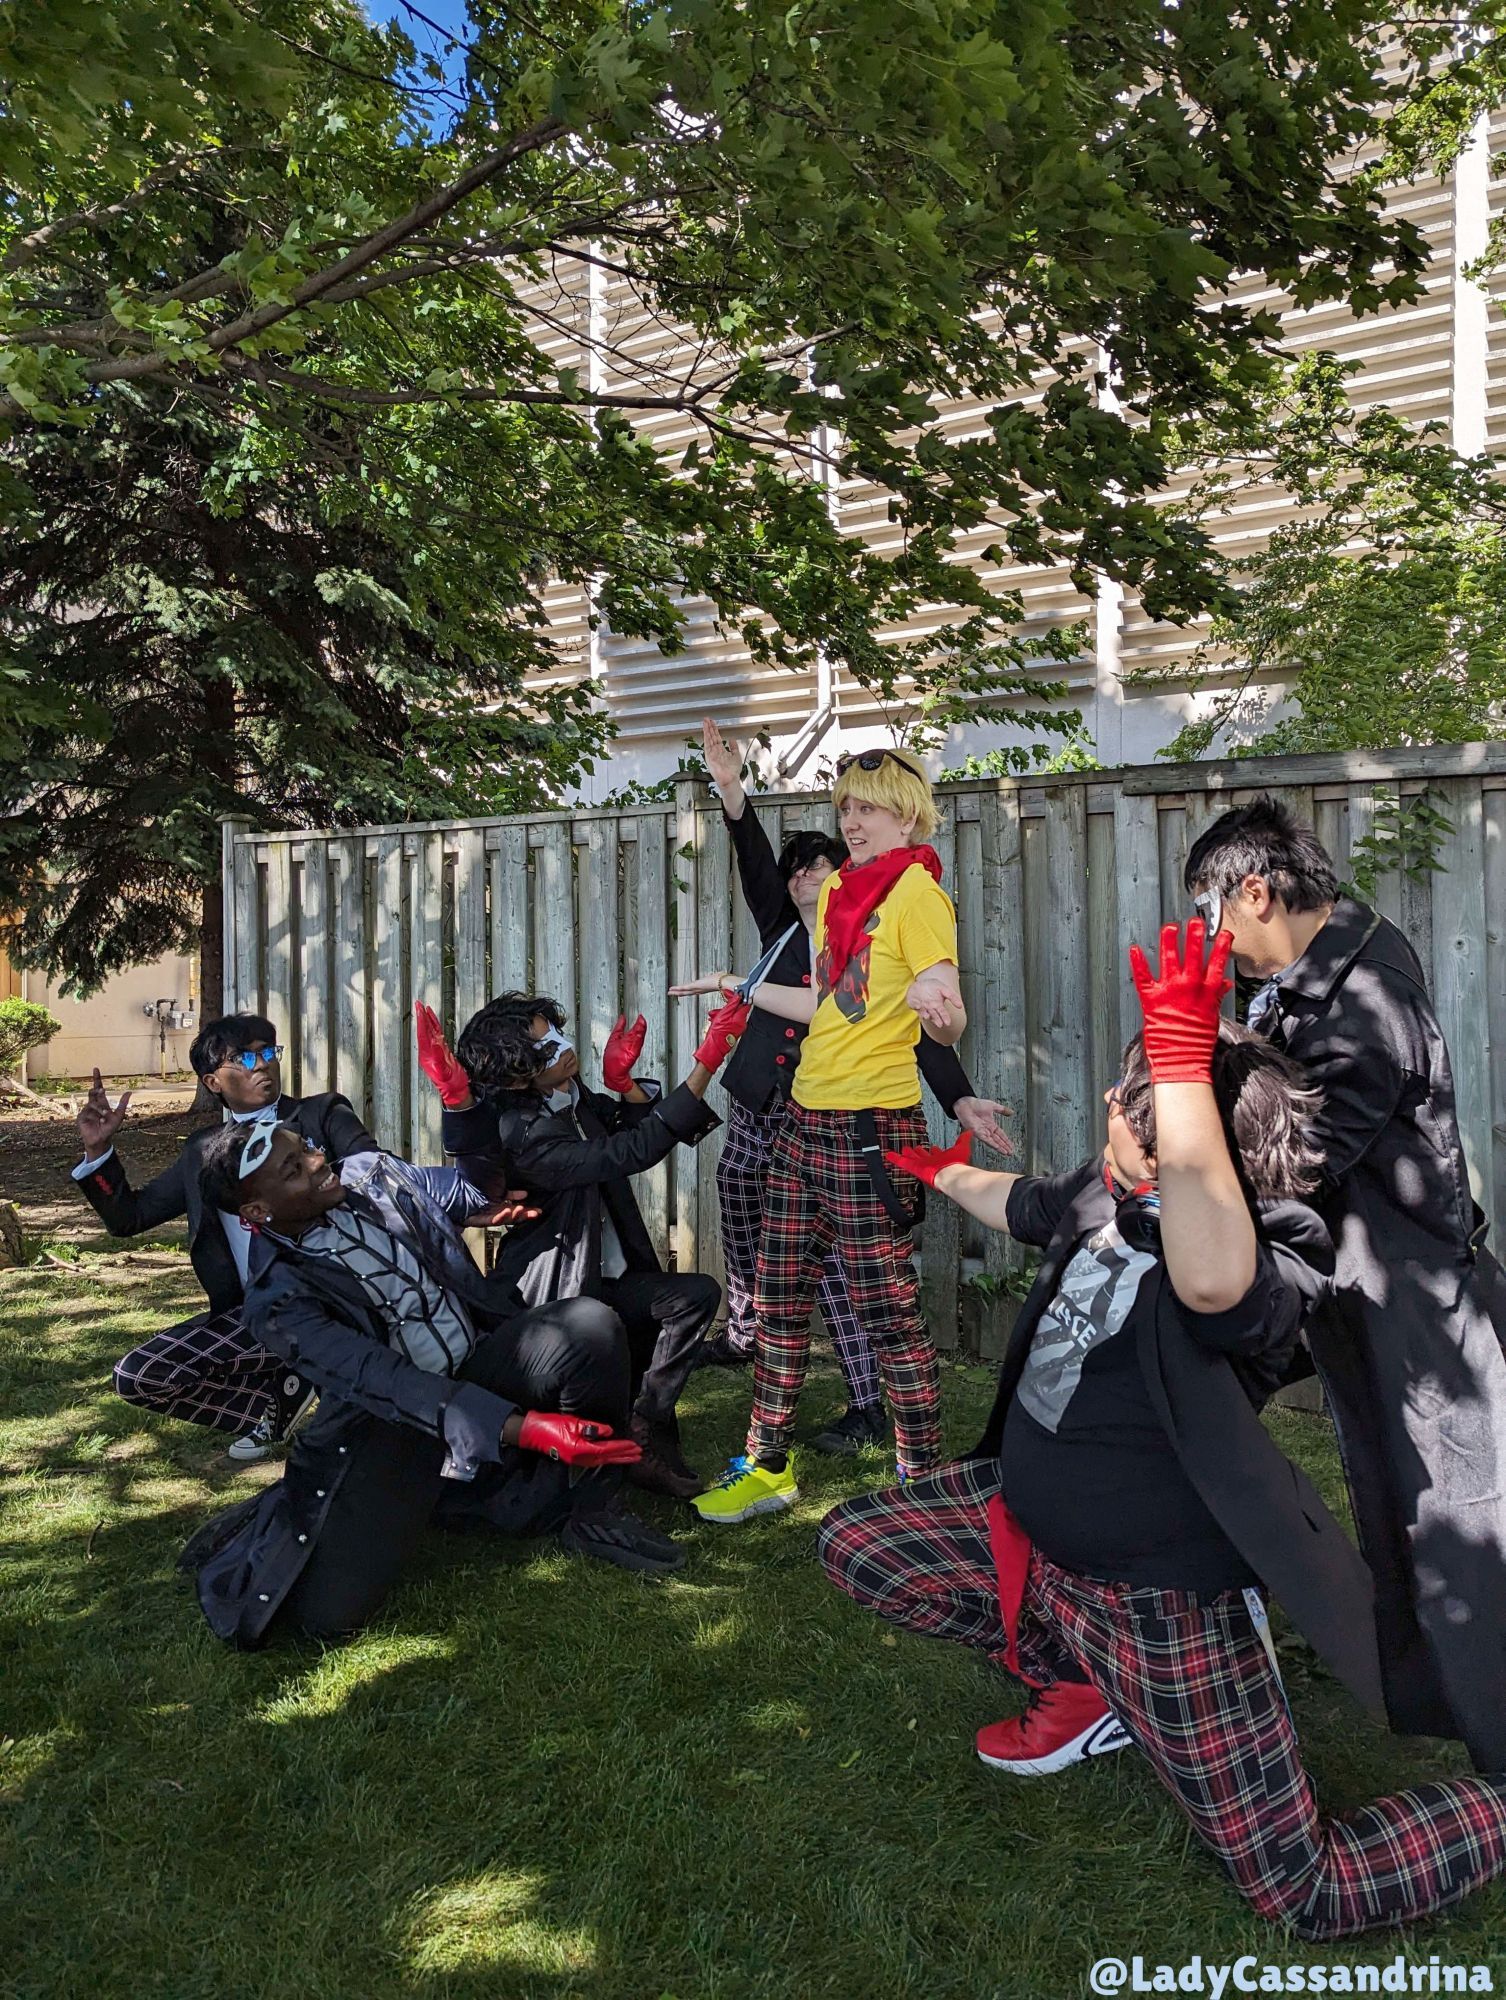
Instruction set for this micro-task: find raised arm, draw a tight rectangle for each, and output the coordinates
[704,717,800,945]
[1130,922,1255,1315]
[69,1069,190,1235]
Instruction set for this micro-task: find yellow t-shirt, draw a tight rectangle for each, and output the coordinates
[794,862,959,1112]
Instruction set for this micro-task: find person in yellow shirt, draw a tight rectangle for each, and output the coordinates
[690,746,966,1523]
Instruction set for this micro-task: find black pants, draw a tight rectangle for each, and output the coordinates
[597,1270,720,1422]
[276,1297,629,1639]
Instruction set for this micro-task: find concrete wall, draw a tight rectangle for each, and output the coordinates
[23,952,201,1081]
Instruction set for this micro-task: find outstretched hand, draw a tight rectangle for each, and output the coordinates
[667,970,734,998]
[602,1013,647,1095]
[469,1192,542,1228]
[905,964,963,1032]
[883,1131,972,1188]
[953,1096,1016,1156]
[77,1068,131,1161]
[414,1002,474,1109]
[515,1412,643,1467]
[1128,920,1233,1085]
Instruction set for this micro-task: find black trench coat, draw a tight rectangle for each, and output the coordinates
[1263,896,1506,1771]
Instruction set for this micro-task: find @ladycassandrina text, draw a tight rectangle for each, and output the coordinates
[1087,1957,1497,1996]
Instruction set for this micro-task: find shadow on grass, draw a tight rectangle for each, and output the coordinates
[4,1273,1506,1999]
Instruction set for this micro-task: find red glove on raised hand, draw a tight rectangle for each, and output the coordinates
[414,1002,473,1108]
[692,994,751,1071]
[515,1411,643,1467]
[883,1131,972,1187]
[1128,920,1233,1084]
[602,1012,647,1095]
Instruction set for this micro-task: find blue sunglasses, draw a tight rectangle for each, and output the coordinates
[228,1045,283,1071]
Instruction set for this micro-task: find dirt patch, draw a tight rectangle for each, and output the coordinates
[0,1090,217,1245]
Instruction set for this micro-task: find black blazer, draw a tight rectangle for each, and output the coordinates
[189,1153,533,1649]
[719,805,976,1114]
[443,1079,720,1307]
[973,1162,1386,1720]
[70,1091,377,1314]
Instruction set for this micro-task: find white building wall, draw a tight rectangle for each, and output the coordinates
[523,105,1497,799]
[24,951,200,1082]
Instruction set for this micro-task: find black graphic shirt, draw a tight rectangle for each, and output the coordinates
[1001,1214,1259,1594]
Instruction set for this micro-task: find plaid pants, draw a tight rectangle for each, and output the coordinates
[819,1460,1506,1941]
[717,1099,882,1409]
[113,1309,288,1436]
[750,1102,939,1470]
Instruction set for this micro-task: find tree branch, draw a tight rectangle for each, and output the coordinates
[57,115,572,393]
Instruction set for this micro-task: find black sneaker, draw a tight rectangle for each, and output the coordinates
[694,1331,754,1370]
[810,1403,887,1457]
[560,1502,686,1576]
[627,1412,703,1501]
[227,1374,317,1462]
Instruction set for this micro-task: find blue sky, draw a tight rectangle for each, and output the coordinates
[364,0,472,112]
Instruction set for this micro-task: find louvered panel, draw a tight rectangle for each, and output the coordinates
[1120,158,1458,687]
[832,339,1095,730]
[589,266,819,747]
[597,600,816,749]
[1485,104,1506,453]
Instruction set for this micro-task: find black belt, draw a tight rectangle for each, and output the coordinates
[854,1108,925,1229]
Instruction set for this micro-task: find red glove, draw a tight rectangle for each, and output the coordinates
[515,1412,643,1466]
[602,1012,647,1095]
[414,1002,473,1108]
[692,994,751,1071]
[1128,919,1233,1084]
[883,1131,972,1187]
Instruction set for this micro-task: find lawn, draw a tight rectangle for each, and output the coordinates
[3,1251,1505,2000]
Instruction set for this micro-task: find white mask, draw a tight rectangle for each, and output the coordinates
[534,1028,578,1112]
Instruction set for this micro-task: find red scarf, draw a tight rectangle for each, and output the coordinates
[820,843,943,986]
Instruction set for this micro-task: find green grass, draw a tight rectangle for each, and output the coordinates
[3,1261,1505,2000]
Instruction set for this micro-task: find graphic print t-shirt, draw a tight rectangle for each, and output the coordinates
[793,864,957,1111]
[1000,1214,1257,1593]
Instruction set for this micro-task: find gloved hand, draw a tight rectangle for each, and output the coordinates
[883,1131,972,1187]
[692,994,751,1071]
[602,1012,647,1095]
[515,1412,643,1466]
[414,1002,473,1108]
[1128,919,1233,1084]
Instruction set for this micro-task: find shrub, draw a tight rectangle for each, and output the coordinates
[0,996,61,1075]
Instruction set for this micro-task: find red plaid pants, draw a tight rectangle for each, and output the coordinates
[819,1460,1506,1941]
[717,1100,882,1408]
[749,1102,939,1469]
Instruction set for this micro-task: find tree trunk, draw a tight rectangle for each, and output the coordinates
[192,874,224,1113]
[200,873,224,1025]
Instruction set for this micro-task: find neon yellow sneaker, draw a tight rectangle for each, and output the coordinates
[692,1453,798,1524]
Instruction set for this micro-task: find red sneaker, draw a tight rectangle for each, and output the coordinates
[976,1682,1131,1777]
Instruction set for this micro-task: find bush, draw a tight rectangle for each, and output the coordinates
[0,996,61,1075]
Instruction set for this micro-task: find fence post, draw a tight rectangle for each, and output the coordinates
[221,816,258,1017]
[672,776,702,1274]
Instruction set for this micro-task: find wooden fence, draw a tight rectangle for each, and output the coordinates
[222,741,1506,1356]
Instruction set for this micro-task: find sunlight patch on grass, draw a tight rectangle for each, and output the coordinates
[688,1609,746,1652]
[404,1871,597,1978]
[257,1633,458,1723]
[0,1724,76,1802]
